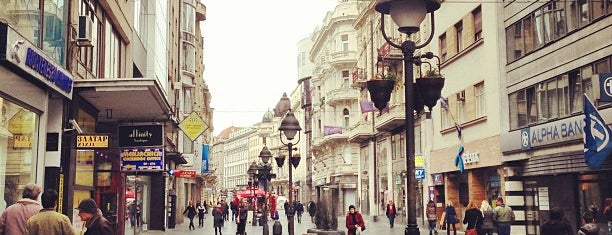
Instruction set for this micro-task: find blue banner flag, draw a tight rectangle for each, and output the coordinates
[201,145,210,173]
[583,94,612,169]
[454,146,465,173]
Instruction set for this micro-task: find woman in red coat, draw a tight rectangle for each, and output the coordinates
[345,205,365,235]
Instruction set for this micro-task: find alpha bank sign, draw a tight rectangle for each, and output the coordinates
[0,23,73,98]
[520,117,583,150]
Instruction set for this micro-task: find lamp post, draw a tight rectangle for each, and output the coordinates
[373,1,440,235]
[277,109,301,235]
[248,162,259,226]
[258,146,274,235]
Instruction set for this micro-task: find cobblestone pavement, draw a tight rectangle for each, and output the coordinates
[129,213,462,235]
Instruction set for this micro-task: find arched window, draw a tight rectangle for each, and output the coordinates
[343,108,350,127]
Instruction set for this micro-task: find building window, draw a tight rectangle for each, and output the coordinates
[475,82,485,117]
[507,58,610,130]
[342,34,349,52]
[455,21,463,52]
[104,19,121,78]
[0,99,39,207]
[79,1,101,76]
[439,33,447,62]
[343,108,350,128]
[441,106,452,129]
[473,6,482,41]
[342,70,350,88]
[456,90,465,123]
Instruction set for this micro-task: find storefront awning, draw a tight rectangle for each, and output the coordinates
[74,78,171,122]
[166,151,188,165]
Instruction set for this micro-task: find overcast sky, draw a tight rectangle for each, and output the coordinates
[202,0,337,136]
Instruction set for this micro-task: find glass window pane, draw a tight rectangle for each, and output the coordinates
[569,69,582,113]
[523,15,535,53]
[554,0,567,37]
[594,58,610,74]
[547,79,558,119]
[567,0,580,31]
[582,65,593,97]
[579,0,590,26]
[558,75,569,117]
[592,0,605,19]
[510,92,521,129]
[43,0,67,65]
[1,99,39,207]
[0,1,40,47]
[534,9,546,46]
[538,83,548,121]
[76,150,94,186]
[527,86,538,124]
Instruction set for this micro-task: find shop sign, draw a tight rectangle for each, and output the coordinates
[201,145,210,173]
[519,117,583,150]
[179,112,208,141]
[415,154,424,168]
[462,152,480,164]
[13,134,32,148]
[120,147,164,171]
[432,174,444,185]
[118,125,163,147]
[77,134,109,148]
[175,170,196,178]
[415,169,425,180]
[598,73,612,102]
[1,23,73,98]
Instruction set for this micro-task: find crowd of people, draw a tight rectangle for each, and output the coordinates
[0,183,113,235]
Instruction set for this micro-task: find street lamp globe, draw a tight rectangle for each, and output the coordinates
[259,146,273,164]
[375,0,441,34]
[278,109,301,140]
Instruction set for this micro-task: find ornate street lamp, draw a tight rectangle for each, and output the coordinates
[248,161,259,226]
[277,109,301,235]
[258,146,275,235]
[372,1,441,235]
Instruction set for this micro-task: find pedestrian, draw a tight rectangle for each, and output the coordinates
[223,201,230,221]
[0,183,43,235]
[385,200,397,228]
[345,205,365,235]
[212,203,224,235]
[25,189,74,235]
[128,201,138,227]
[426,200,438,235]
[444,200,458,235]
[604,198,612,234]
[540,207,573,235]
[236,201,248,235]
[308,201,317,223]
[231,200,238,221]
[295,201,304,223]
[462,201,483,235]
[284,201,290,218]
[182,201,196,230]
[578,211,605,235]
[493,198,515,235]
[77,198,113,235]
[480,200,495,235]
[197,202,206,227]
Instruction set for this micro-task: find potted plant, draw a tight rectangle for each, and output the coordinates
[416,69,445,112]
[367,73,397,112]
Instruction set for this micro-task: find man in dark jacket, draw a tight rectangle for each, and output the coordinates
[307,201,316,223]
[236,201,248,235]
[25,189,74,235]
[77,198,113,235]
[295,201,304,223]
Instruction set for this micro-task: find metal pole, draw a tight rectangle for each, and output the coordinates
[262,168,270,235]
[287,142,294,235]
[401,40,419,235]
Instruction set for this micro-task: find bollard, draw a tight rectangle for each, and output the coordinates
[272,220,283,235]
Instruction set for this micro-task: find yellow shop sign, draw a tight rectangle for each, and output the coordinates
[13,134,32,148]
[77,134,109,148]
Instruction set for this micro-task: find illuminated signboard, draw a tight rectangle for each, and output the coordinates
[77,134,109,148]
[120,147,164,172]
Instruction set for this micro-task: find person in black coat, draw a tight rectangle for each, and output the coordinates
[236,201,248,235]
[182,201,197,230]
[540,207,573,235]
[462,201,483,235]
[212,203,224,235]
[295,201,305,223]
[307,201,317,223]
[197,202,206,227]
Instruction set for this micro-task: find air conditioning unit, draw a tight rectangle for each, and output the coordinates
[77,15,93,47]
[457,90,466,101]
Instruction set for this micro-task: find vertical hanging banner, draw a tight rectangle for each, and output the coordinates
[201,144,209,173]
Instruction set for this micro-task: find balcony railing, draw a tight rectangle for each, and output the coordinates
[326,87,359,106]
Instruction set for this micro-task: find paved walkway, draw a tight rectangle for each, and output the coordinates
[128,214,465,235]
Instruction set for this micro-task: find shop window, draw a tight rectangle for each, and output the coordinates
[0,99,38,208]
[76,150,95,187]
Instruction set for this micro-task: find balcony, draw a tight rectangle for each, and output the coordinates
[312,132,349,150]
[326,87,359,106]
[329,51,357,66]
[375,103,406,132]
[347,121,374,143]
[196,1,206,21]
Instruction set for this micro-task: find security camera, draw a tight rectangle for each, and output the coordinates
[67,119,83,134]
